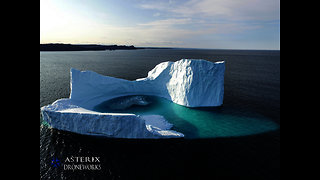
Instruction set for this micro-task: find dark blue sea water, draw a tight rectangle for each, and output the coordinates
[40,49,280,179]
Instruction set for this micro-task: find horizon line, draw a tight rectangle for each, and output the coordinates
[40,43,280,51]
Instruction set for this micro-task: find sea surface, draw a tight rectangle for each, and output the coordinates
[40,49,280,179]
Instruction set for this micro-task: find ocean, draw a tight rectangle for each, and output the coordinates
[40,49,280,179]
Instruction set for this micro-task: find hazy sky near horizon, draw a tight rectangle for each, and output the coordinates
[40,0,280,50]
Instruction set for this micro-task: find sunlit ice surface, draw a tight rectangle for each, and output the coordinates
[94,95,279,139]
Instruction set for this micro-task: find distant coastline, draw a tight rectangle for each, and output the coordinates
[40,43,173,51]
[40,43,139,51]
[40,43,279,52]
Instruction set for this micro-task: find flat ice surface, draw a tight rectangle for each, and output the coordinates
[41,59,225,138]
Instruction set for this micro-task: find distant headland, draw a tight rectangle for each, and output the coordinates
[40,43,172,51]
[40,43,140,51]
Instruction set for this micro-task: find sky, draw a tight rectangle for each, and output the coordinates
[40,0,280,50]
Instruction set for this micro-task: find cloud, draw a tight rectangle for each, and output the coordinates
[99,24,194,46]
[41,0,280,49]
[96,18,264,48]
[153,12,161,17]
[139,18,192,26]
[139,0,280,21]
[131,0,280,48]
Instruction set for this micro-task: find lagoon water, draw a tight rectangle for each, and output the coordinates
[94,95,278,139]
[40,49,280,179]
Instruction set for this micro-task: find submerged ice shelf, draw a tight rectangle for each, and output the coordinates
[41,59,225,138]
[95,95,279,138]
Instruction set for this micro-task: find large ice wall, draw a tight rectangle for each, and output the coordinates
[41,59,225,138]
[70,59,225,109]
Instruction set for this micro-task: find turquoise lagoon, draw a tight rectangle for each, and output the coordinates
[94,95,279,139]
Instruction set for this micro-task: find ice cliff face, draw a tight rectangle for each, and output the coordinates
[41,59,225,138]
[70,59,225,109]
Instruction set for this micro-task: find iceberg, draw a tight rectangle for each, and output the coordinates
[41,59,225,138]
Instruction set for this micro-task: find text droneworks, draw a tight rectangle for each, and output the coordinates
[51,156,102,171]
